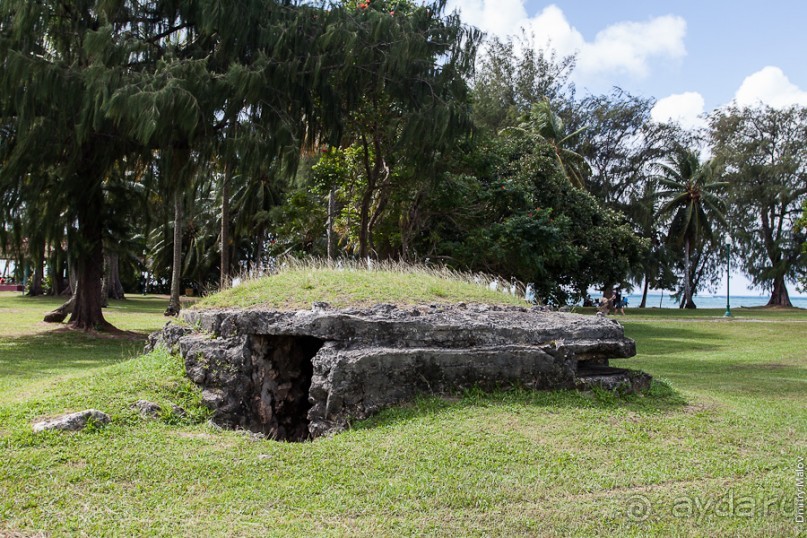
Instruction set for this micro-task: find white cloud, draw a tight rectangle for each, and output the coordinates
[521,5,586,61]
[447,2,687,82]
[448,0,528,39]
[652,67,807,133]
[575,15,687,79]
[651,92,706,129]
[734,66,807,108]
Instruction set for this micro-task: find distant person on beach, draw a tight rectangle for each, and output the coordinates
[613,288,625,315]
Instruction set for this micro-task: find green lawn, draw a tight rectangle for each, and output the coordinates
[0,291,805,537]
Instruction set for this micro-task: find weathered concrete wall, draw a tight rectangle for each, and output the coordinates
[147,303,647,441]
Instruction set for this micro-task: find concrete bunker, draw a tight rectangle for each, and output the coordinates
[150,303,650,441]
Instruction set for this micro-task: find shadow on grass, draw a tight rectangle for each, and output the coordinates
[623,324,726,356]
[642,357,807,400]
[105,296,176,315]
[350,377,688,434]
[0,331,144,380]
[0,293,169,314]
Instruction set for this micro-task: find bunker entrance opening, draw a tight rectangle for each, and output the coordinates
[249,335,324,442]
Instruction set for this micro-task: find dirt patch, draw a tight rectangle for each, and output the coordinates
[679,400,722,415]
[0,530,49,538]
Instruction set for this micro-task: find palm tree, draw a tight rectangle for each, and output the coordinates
[516,99,591,189]
[623,176,677,308]
[655,149,727,308]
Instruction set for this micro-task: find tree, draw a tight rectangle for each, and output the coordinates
[472,34,576,135]
[416,133,645,303]
[0,1,150,329]
[231,160,285,273]
[573,89,692,206]
[655,149,727,308]
[1,1,329,325]
[710,104,807,306]
[318,0,480,259]
[629,177,679,308]
[512,99,590,189]
[797,201,807,290]
[568,90,697,305]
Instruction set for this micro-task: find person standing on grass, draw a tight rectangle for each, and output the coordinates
[613,288,625,315]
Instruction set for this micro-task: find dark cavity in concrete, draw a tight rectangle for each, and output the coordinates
[250,335,323,442]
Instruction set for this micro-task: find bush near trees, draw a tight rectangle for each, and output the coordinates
[2,1,806,331]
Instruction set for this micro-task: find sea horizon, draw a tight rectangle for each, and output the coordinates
[621,293,807,309]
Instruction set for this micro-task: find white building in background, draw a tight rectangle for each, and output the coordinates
[1,258,13,277]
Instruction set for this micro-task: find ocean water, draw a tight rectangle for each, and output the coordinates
[622,293,807,310]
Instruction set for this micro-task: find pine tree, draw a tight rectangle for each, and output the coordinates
[0,1,325,326]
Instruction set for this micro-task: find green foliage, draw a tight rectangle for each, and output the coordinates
[419,134,646,303]
[655,150,727,248]
[0,0,479,315]
[310,0,480,257]
[513,98,591,188]
[654,148,727,308]
[797,201,807,290]
[472,34,576,135]
[709,104,807,304]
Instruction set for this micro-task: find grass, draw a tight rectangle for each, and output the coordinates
[0,287,805,537]
[196,261,527,310]
[586,305,807,321]
[0,294,169,402]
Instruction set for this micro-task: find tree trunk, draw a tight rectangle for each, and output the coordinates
[63,255,78,296]
[358,132,384,260]
[44,292,76,323]
[44,246,77,322]
[639,274,649,308]
[219,160,232,290]
[254,231,264,274]
[327,187,336,260]
[100,266,109,308]
[767,274,792,307]
[103,252,125,300]
[49,247,66,296]
[26,241,45,296]
[101,251,124,306]
[67,202,110,330]
[682,237,696,309]
[358,188,373,259]
[166,191,183,316]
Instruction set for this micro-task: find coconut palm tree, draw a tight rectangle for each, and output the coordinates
[655,149,727,308]
[517,99,591,189]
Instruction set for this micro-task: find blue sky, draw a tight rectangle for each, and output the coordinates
[449,0,807,128]
[522,1,807,107]
[447,0,807,296]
